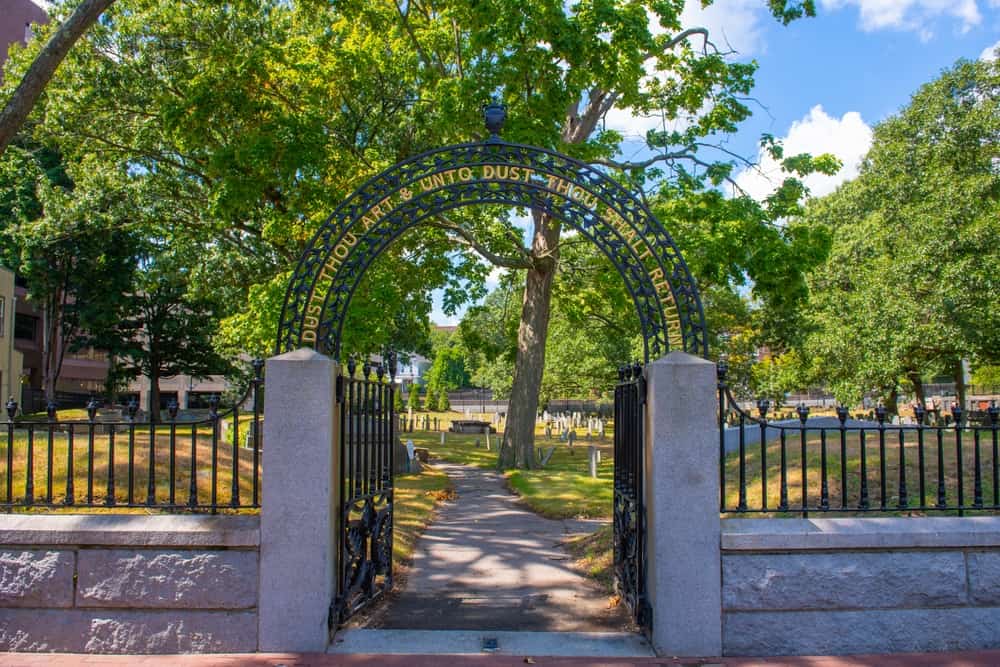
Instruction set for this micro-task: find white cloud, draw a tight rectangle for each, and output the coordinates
[678,0,768,55]
[734,105,873,201]
[982,39,1000,61]
[485,267,505,287]
[821,0,985,37]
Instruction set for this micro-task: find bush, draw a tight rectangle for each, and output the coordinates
[407,384,421,411]
[424,387,436,410]
[436,392,450,412]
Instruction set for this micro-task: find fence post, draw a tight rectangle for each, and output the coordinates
[644,351,721,656]
[259,348,339,651]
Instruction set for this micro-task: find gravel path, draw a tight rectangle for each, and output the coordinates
[379,461,626,632]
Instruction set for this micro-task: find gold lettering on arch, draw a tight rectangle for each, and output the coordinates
[301,168,686,351]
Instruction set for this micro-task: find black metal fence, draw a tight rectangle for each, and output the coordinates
[718,362,1000,516]
[0,361,264,512]
[613,362,649,628]
[334,355,396,627]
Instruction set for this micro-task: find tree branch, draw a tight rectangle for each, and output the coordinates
[390,0,445,75]
[0,0,117,157]
[651,27,725,58]
[427,216,533,270]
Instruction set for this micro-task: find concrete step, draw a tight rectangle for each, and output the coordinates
[328,629,655,657]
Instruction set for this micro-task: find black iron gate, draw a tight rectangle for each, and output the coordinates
[613,362,650,630]
[331,354,397,629]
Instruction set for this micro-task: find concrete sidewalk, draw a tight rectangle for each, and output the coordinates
[4,650,1000,666]
[378,461,625,632]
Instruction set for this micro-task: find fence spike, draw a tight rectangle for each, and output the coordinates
[836,404,849,423]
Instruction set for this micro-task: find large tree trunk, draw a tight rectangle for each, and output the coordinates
[0,0,116,157]
[41,290,68,405]
[885,386,899,417]
[148,365,161,423]
[953,359,967,415]
[499,211,560,469]
[907,370,925,410]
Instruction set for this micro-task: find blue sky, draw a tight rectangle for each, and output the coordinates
[431,0,1000,325]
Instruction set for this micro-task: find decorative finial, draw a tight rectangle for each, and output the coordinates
[483,100,506,142]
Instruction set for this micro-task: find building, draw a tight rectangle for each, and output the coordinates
[126,373,230,412]
[0,268,24,403]
[0,0,47,74]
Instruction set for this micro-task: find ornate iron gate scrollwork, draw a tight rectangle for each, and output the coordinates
[332,354,397,628]
[613,362,650,630]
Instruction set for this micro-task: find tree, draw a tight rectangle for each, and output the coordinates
[406,384,421,411]
[394,383,405,412]
[0,148,140,402]
[85,250,231,421]
[0,0,116,157]
[801,57,1000,409]
[6,0,831,470]
[425,337,470,400]
[436,392,450,412]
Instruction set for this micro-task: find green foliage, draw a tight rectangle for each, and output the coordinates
[801,57,1000,405]
[84,248,231,417]
[394,384,405,411]
[749,350,811,405]
[972,365,1000,391]
[436,392,450,412]
[406,384,421,411]
[425,333,470,400]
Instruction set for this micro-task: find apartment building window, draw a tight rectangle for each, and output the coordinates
[14,314,37,341]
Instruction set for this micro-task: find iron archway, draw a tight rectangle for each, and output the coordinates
[276,113,708,361]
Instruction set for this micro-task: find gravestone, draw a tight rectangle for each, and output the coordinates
[540,446,556,466]
[405,439,420,473]
[567,430,576,455]
[440,431,446,445]
[544,425,552,440]
[588,445,598,478]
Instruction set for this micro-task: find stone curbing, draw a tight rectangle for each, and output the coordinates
[0,514,259,653]
[721,517,1000,656]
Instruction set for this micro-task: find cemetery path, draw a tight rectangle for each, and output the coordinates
[377,461,627,632]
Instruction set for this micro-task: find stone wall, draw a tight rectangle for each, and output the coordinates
[722,517,1000,656]
[0,514,259,653]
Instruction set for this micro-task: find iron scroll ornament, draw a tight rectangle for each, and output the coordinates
[277,136,708,361]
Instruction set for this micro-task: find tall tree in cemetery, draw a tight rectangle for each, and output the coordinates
[83,248,230,421]
[0,148,139,402]
[802,56,1000,408]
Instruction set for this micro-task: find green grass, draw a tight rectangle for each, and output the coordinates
[723,429,1000,515]
[392,466,454,563]
[564,523,614,594]
[403,428,614,519]
[0,426,257,509]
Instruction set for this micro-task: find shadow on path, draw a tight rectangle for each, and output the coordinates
[379,461,626,632]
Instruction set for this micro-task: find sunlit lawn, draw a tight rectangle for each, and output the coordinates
[724,428,1000,515]
[392,466,453,563]
[404,420,615,520]
[0,425,258,509]
[0,422,452,566]
[564,523,614,593]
